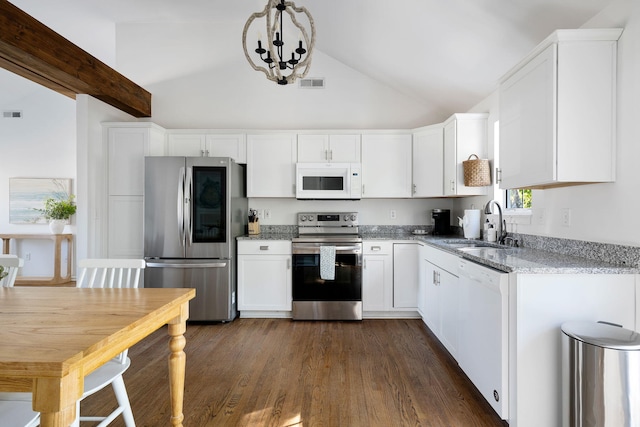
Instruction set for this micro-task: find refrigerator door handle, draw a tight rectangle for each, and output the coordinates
[185,166,193,246]
[146,262,228,268]
[177,167,186,247]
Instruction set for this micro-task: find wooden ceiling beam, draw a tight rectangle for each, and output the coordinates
[0,0,151,117]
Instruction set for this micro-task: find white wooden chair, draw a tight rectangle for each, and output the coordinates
[0,255,40,427]
[0,254,24,287]
[73,258,146,427]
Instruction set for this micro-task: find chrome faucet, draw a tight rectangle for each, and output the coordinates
[484,200,507,244]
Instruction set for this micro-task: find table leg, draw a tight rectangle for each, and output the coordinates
[34,371,82,427]
[168,320,187,427]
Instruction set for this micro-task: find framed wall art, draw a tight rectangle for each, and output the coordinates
[9,178,72,224]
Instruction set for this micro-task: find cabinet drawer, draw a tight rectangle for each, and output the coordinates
[423,245,459,276]
[363,241,393,255]
[238,240,291,255]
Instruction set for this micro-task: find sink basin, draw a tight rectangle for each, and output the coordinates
[443,241,511,251]
[456,246,510,252]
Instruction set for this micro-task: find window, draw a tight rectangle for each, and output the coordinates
[506,188,532,209]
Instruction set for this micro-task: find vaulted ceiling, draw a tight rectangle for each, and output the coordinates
[2,0,616,120]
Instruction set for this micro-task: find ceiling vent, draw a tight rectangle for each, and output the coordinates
[299,78,325,89]
[3,111,22,118]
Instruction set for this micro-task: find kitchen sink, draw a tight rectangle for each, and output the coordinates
[443,241,511,251]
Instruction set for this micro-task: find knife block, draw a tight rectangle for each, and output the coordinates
[248,221,260,235]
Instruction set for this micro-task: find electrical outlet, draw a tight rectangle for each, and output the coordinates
[25,252,31,261]
[561,208,572,227]
[536,208,546,225]
[264,209,271,220]
[390,210,397,220]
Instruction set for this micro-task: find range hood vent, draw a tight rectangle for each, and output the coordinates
[3,111,22,118]
[299,78,325,89]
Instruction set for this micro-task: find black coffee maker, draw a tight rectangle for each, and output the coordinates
[431,209,451,235]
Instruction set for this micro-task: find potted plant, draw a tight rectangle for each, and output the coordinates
[39,195,77,234]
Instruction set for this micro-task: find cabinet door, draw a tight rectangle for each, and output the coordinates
[361,134,412,198]
[329,134,361,163]
[423,261,440,333]
[166,133,206,156]
[499,44,556,189]
[297,134,361,163]
[413,125,443,197]
[393,243,419,309]
[237,254,292,311]
[206,134,247,163]
[108,128,149,196]
[108,196,143,258]
[438,267,459,358]
[247,134,297,197]
[297,134,329,162]
[362,255,388,311]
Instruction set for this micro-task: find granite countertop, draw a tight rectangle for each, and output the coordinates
[238,231,639,274]
[362,233,639,274]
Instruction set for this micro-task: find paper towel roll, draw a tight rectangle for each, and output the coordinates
[463,209,481,239]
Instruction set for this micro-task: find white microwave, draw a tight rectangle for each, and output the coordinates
[296,163,362,200]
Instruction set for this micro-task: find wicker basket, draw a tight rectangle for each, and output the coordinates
[462,154,491,187]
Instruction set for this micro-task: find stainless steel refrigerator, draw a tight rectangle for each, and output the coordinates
[144,157,247,321]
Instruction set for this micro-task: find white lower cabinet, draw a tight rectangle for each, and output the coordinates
[362,241,393,312]
[392,243,420,309]
[237,240,292,315]
[421,245,459,358]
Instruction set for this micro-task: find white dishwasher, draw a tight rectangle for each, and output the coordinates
[457,258,509,420]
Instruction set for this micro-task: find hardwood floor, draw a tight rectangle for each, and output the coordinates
[81,319,507,427]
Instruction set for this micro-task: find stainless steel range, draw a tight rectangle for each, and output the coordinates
[292,212,363,320]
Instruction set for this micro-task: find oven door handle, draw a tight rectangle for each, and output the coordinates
[293,245,362,254]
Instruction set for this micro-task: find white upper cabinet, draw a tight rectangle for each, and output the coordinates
[443,113,489,196]
[412,124,444,197]
[499,29,622,189]
[247,133,297,197]
[165,133,206,157]
[107,123,165,196]
[297,134,361,163]
[166,132,246,163]
[361,133,413,198]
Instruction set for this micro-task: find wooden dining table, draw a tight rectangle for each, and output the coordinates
[0,286,196,427]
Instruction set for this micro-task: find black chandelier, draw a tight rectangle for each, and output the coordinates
[242,0,315,85]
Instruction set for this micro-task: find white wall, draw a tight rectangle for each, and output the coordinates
[115,22,433,130]
[494,0,638,246]
[0,73,76,276]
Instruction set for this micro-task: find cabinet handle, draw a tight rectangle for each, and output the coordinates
[329,150,333,161]
[325,149,329,160]
[259,245,269,251]
[205,149,210,156]
[362,184,365,195]
[371,246,381,251]
[496,167,502,183]
[364,259,367,269]
[200,149,205,157]
[287,258,291,269]
[413,184,416,194]
[450,180,455,192]
[432,270,437,285]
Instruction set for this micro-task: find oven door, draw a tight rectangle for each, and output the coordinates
[292,242,363,320]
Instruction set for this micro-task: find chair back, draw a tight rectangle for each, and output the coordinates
[0,255,24,287]
[77,259,145,289]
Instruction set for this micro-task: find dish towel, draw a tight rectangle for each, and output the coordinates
[320,245,336,280]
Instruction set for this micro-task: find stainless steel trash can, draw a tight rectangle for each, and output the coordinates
[562,321,640,427]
